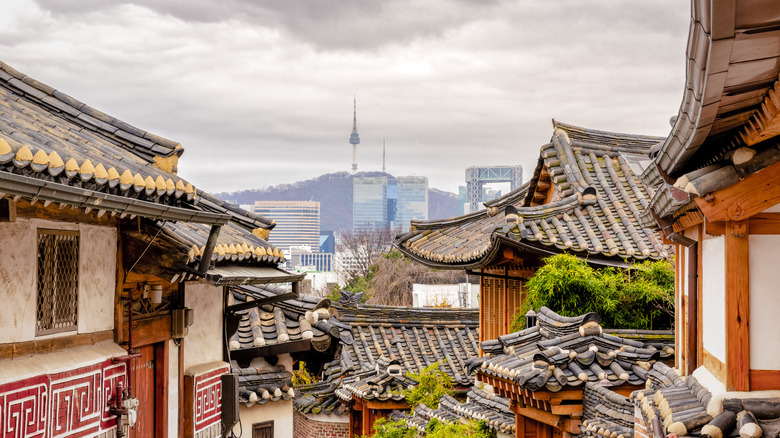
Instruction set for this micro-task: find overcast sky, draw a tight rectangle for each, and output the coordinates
[1,0,690,194]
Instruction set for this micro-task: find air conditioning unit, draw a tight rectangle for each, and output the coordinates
[221,373,239,433]
[172,308,193,339]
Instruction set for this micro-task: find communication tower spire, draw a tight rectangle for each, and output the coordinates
[349,96,360,174]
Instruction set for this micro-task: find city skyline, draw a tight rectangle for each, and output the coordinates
[0,0,689,194]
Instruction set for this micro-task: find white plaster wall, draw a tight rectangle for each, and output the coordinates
[184,282,223,370]
[0,218,36,343]
[702,236,726,363]
[0,218,116,343]
[77,223,116,334]
[233,400,293,438]
[749,235,780,370]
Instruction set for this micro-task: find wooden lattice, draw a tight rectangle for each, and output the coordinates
[36,229,79,335]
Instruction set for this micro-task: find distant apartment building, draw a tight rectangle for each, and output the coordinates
[352,177,389,232]
[352,175,428,232]
[459,165,523,214]
[396,176,428,231]
[252,201,320,253]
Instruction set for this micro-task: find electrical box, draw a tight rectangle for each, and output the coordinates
[221,373,239,433]
[172,307,193,339]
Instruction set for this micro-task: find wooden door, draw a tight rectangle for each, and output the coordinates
[131,344,155,438]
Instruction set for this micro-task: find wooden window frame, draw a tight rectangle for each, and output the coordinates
[36,228,79,336]
[252,420,274,438]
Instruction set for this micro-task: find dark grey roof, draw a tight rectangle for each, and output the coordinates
[293,379,347,416]
[580,382,635,438]
[404,388,516,435]
[0,60,206,213]
[475,308,673,392]
[397,121,669,269]
[235,365,295,407]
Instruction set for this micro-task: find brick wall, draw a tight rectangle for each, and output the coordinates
[293,411,349,438]
[634,405,650,438]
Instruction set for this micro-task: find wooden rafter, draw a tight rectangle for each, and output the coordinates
[740,74,780,146]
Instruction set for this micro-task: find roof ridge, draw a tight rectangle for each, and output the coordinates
[553,119,666,145]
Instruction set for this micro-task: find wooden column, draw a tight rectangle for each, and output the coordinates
[479,269,485,348]
[516,409,526,438]
[504,266,509,335]
[362,404,370,436]
[725,220,750,391]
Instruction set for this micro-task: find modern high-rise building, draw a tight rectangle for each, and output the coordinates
[395,176,428,231]
[251,201,320,254]
[352,177,388,232]
[352,175,428,232]
[461,165,523,214]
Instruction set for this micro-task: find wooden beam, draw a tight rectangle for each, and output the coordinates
[515,407,525,438]
[551,403,582,416]
[750,369,780,391]
[704,219,725,236]
[0,330,113,359]
[703,348,726,383]
[512,405,563,430]
[124,314,172,348]
[725,220,750,391]
[365,400,408,410]
[748,213,780,234]
[695,159,780,222]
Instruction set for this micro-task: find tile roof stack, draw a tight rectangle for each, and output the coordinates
[236,365,295,407]
[580,382,635,438]
[397,121,669,269]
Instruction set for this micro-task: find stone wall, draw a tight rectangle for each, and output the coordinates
[293,411,349,438]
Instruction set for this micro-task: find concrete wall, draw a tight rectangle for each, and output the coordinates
[702,236,726,363]
[0,218,116,344]
[749,235,780,370]
[184,282,224,371]
[233,400,294,438]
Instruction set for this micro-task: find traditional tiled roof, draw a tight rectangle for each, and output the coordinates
[397,121,669,269]
[335,303,480,386]
[228,287,344,353]
[293,379,347,416]
[475,308,673,391]
[0,60,210,216]
[580,382,635,438]
[236,364,295,407]
[642,2,780,220]
[404,388,516,435]
[335,359,416,403]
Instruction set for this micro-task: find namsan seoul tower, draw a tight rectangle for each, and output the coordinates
[349,97,360,174]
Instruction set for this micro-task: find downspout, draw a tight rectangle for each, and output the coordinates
[667,232,698,375]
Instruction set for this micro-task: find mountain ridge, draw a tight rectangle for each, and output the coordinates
[215,172,460,233]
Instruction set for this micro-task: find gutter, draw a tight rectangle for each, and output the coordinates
[0,170,230,225]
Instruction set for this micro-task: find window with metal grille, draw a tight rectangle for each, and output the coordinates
[36,229,79,335]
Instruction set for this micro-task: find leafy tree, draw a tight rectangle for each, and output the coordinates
[403,361,454,410]
[510,254,674,331]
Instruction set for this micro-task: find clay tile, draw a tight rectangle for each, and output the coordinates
[132,173,146,191]
[79,159,95,181]
[184,183,194,193]
[119,169,134,189]
[13,145,33,167]
[65,158,79,178]
[0,138,11,156]
[279,249,285,259]
[94,163,109,182]
[240,243,250,253]
[256,247,267,256]
[48,151,64,176]
[31,149,50,172]
[215,244,225,256]
[165,178,175,195]
[228,244,237,254]
[107,167,120,188]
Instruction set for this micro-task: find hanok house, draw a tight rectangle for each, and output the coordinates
[473,307,673,438]
[226,286,344,437]
[637,0,780,396]
[292,296,481,437]
[0,58,303,438]
[396,121,670,343]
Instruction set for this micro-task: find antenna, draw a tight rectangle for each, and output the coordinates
[382,138,386,173]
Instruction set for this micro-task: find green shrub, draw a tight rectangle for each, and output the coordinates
[510,254,674,331]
